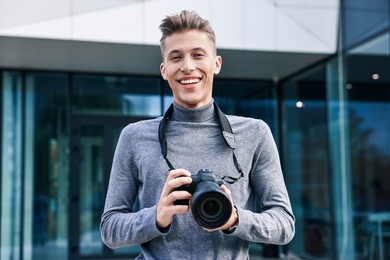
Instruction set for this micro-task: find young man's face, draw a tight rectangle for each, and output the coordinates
[160,30,222,109]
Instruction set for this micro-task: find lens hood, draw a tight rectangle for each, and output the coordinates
[191,181,232,229]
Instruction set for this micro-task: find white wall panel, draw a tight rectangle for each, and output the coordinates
[0,0,339,54]
[243,0,276,51]
[0,17,71,39]
[72,0,128,14]
[274,0,339,52]
[0,0,69,29]
[276,9,324,52]
[72,4,144,43]
[275,6,338,52]
[277,0,339,7]
[210,0,244,49]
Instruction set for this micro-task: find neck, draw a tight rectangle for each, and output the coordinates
[171,100,215,123]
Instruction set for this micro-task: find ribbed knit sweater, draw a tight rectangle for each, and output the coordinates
[100,101,295,259]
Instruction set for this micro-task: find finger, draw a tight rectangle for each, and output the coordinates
[220,184,235,209]
[220,184,232,198]
[160,169,192,198]
[167,169,191,180]
[157,202,190,228]
[157,190,192,227]
[169,190,192,205]
[163,176,192,196]
[173,204,191,214]
[168,169,192,189]
[203,227,217,232]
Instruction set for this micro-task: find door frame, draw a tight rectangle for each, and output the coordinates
[69,114,148,260]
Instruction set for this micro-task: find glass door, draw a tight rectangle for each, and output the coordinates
[69,115,144,259]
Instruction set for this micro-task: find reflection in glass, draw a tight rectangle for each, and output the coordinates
[79,126,104,255]
[281,66,333,259]
[75,122,142,258]
[72,74,162,116]
[25,72,69,260]
[344,30,390,259]
[214,79,278,138]
[1,71,23,260]
[342,0,389,49]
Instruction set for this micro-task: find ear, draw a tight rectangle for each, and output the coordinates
[214,55,222,75]
[160,63,167,80]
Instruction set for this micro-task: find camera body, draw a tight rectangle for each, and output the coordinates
[175,169,232,229]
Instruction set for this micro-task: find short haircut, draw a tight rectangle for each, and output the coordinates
[159,10,216,59]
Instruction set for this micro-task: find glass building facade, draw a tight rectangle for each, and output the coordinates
[1,1,390,259]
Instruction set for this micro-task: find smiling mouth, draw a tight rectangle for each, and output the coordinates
[179,78,201,85]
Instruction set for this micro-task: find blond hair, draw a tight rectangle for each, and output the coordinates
[159,10,216,58]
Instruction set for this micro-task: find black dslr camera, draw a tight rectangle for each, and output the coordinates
[174,169,233,229]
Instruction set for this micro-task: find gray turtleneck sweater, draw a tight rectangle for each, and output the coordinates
[100,101,295,259]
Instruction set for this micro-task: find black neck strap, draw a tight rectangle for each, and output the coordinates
[158,102,243,184]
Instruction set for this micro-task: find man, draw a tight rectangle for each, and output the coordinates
[101,10,295,259]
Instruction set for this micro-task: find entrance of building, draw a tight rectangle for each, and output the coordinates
[69,115,147,259]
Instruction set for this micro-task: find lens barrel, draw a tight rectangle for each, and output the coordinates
[191,181,232,229]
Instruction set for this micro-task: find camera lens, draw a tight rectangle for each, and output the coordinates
[191,189,232,229]
[200,198,222,218]
[202,198,222,217]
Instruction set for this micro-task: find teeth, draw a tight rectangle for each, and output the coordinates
[180,78,199,84]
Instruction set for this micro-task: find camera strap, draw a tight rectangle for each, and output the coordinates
[158,102,244,184]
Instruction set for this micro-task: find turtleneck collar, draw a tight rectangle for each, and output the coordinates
[171,99,215,123]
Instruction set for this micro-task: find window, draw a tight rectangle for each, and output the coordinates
[342,0,389,49]
[281,65,334,259]
[72,74,162,116]
[345,32,390,259]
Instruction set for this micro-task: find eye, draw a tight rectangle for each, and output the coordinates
[170,56,181,61]
[194,53,205,58]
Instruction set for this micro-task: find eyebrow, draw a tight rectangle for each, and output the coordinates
[167,47,208,57]
[192,47,207,53]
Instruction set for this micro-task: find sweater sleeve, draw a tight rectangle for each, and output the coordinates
[100,125,163,248]
[227,122,295,244]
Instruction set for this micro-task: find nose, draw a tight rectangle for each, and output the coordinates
[180,57,195,73]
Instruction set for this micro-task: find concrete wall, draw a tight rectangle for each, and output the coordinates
[0,0,339,53]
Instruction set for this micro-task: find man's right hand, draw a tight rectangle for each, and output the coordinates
[156,169,193,229]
